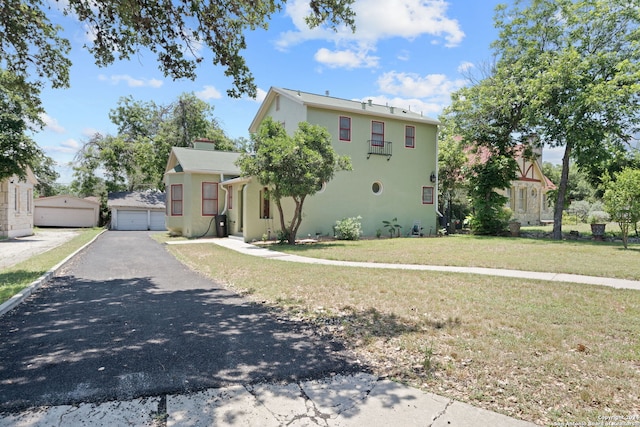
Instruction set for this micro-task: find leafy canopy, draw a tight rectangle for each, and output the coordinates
[1,0,355,179]
[603,168,640,249]
[72,93,233,195]
[237,118,351,244]
[0,69,45,180]
[1,0,355,99]
[446,0,640,239]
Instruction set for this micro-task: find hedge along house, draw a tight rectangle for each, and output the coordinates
[220,87,441,242]
[164,141,242,237]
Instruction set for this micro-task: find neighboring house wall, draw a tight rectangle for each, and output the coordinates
[240,88,440,242]
[502,150,555,225]
[0,172,36,238]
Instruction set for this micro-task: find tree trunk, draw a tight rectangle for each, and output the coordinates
[288,196,306,244]
[274,197,288,242]
[552,143,572,240]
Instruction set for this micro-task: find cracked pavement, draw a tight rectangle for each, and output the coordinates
[0,373,535,426]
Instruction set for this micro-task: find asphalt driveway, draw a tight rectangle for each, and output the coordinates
[0,231,361,412]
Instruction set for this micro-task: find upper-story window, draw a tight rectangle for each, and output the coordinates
[339,116,351,141]
[275,94,280,111]
[405,125,415,148]
[371,121,384,147]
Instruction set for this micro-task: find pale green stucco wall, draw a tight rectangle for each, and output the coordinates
[165,172,226,238]
[241,99,439,242]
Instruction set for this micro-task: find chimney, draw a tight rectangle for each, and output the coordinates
[390,106,395,114]
[361,102,366,110]
[368,99,372,106]
[325,90,329,96]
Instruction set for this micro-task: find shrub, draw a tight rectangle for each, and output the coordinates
[568,200,591,222]
[587,211,610,224]
[335,216,363,240]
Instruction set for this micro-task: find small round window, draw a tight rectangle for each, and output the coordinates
[316,182,326,194]
[372,181,383,195]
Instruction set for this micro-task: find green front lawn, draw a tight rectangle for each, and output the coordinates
[164,235,640,426]
[271,231,640,280]
[0,228,104,304]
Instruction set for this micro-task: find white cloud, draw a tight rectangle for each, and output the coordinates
[374,71,467,116]
[40,113,65,133]
[195,85,222,100]
[397,50,411,61]
[98,74,164,88]
[457,61,475,74]
[377,71,465,99]
[314,46,379,69]
[245,87,268,103]
[277,0,464,52]
[254,87,268,103]
[45,139,81,154]
[82,128,101,138]
[358,95,443,117]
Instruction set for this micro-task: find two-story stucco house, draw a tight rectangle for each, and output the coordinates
[164,87,440,242]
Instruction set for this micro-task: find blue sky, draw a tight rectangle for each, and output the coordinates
[32,0,565,184]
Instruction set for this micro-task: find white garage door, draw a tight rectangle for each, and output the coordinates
[149,211,166,231]
[35,207,96,228]
[116,210,148,231]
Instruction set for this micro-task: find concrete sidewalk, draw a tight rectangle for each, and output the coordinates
[198,237,640,291]
[0,373,535,427]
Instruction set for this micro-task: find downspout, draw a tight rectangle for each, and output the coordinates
[219,174,229,215]
[435,126,443,219]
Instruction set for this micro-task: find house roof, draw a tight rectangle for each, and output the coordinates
[465,144,556,190]
[3,167,38,185]
[249,87,441,133]
[107,190,165,209]
[34,194,100,207]
[165,147,242,175]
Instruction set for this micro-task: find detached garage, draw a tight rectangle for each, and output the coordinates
[108,190,166,231]
[34,195,100,228]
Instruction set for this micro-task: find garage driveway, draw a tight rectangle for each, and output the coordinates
[0,230,79,270]
[0,231,361,412]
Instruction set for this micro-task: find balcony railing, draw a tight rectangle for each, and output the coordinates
[367,140,392,160]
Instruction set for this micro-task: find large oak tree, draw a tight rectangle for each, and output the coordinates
[1,0,355,178]
[448,0,640,239]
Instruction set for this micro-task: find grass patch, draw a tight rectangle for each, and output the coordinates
[0,228,103,304]
[269,233,640,280]
[166,242,640,425]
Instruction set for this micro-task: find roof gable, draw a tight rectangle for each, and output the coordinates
[165,148,242,175]
[107,190,166,208]
[249,87,440,133]
[35,195,100,208]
